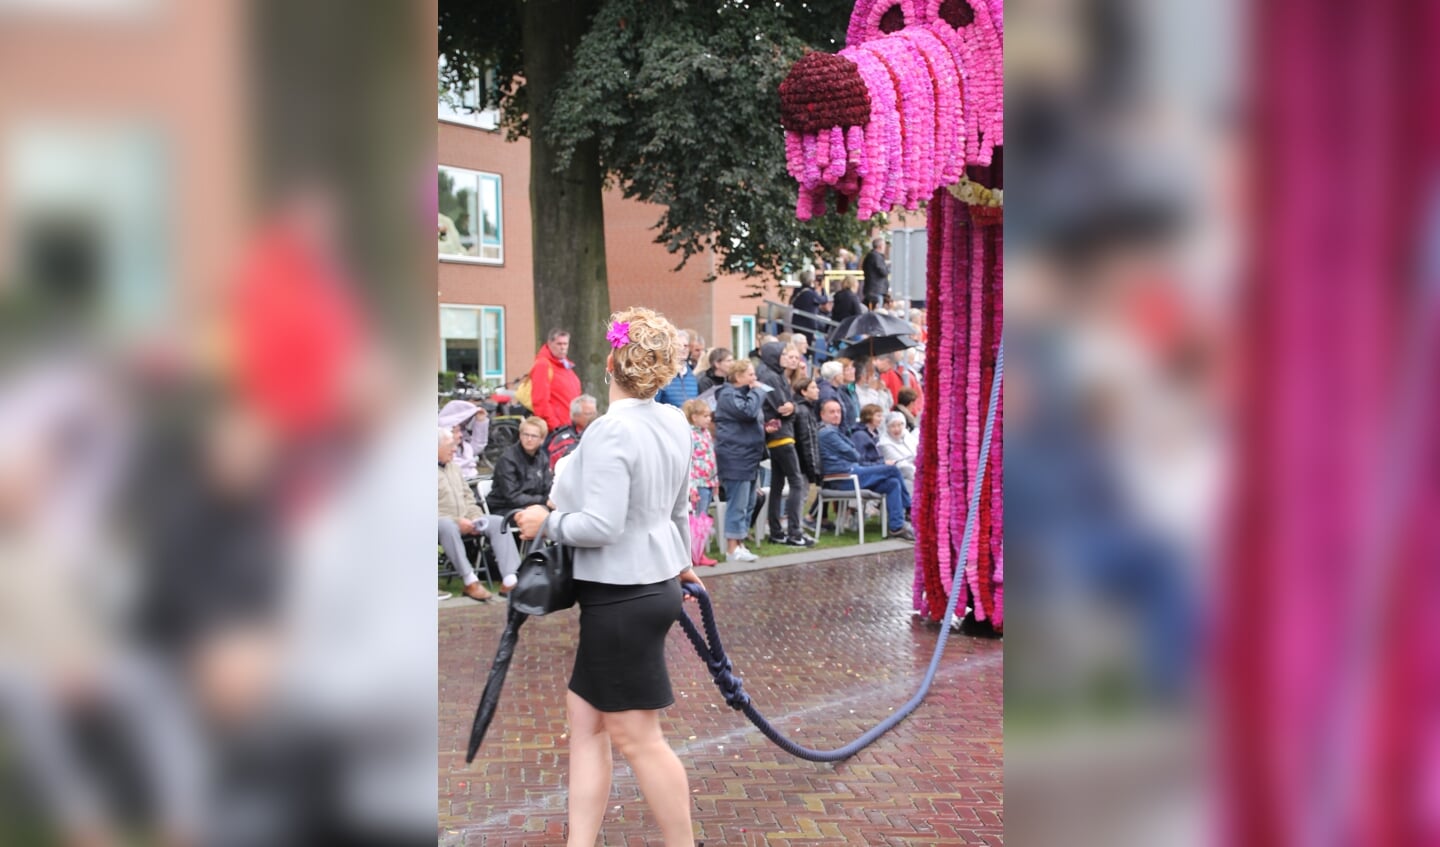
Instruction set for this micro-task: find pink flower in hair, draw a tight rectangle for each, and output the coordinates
[606,321,631,349]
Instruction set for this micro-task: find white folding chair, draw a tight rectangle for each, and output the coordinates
[809,473,887,544]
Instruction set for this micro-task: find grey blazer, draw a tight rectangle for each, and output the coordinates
[541,397,693,585]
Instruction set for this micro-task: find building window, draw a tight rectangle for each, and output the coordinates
[730,315,756,360]
[888,227,928,305]
[441,304,505,384]
[438,166,502,264]
[5,124,169,338]
[438,56,500,131]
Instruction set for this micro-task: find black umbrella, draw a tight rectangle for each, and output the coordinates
[465,603,529,763]
[825,311,916,347]
[834,334,918,360]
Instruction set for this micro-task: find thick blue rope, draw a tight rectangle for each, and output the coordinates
[677,339,1004,762]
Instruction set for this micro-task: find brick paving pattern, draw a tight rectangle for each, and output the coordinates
[439,550,1002,845]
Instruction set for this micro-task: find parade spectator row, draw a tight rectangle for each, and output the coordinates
[437,320,924,585]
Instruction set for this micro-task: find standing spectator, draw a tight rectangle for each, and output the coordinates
[545,394,597,471]
[790,333,813,376]
[790,269,830,344]
[487,416,554,516]
[862,236,890,310]
[511,307,704,847]
[817,357,860,435]
[681,398,720,517]
[529,328,582,433]
[831,277,863,325]
[681,398,720,567]
[817,400,913,540]
[685,330,706,370]
[756,342,812,547]
[896,348,924,395]
[782,340,809,384]
[877,354,904,405]
[790,377,824,487]
[878,411,917,492]
[713,359,766,562]
[438,428,522,601]
[696,348,733,395]
[657,330,700,407]
[854,359,894,412]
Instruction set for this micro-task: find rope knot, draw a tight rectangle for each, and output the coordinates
[713,667,750,710]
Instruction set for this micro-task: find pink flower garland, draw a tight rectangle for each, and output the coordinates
[929,192,952,603]
[864,37,934,208]
[841,46,901,215]
[964,208,984,614]
[898,27,964,185]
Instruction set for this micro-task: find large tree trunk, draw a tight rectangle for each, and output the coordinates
[523,0,610,406]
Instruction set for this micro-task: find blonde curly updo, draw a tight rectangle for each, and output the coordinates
[607,307,682,400]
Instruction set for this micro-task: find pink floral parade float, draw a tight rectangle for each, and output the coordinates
[778,0,1004,631]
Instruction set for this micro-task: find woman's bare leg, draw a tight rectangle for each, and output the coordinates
[565,691,612,847]
[603,708,694,846]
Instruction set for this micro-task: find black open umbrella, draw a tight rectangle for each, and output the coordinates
[466,603,529,762]
[834,334,918,360]
[825,311,916,347]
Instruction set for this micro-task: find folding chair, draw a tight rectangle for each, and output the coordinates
[808,473,887,544]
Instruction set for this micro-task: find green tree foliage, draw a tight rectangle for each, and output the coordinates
[439,0,877,284]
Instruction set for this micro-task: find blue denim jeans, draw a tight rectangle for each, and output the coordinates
[694,485,713,516]
[722,478,756,540]
[851,464,911,533]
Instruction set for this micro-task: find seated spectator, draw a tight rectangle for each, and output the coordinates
[816,399,913,540]
[895,387,920,431]
[878,411,917,492]
[851,404,887,465]
[438,399,488,477]
[438,428,521,600]
[545,394,597,471]
[696,347,733,395]
[487,416,554,515]
[855,358,894,412]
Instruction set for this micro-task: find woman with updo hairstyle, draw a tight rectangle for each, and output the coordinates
[514,307,705,846]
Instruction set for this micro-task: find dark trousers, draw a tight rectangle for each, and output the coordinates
[767,443,808,540]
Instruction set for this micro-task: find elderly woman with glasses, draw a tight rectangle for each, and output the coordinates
[486,416,554,517]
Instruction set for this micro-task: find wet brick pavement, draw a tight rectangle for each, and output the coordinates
[439,550,1003,846]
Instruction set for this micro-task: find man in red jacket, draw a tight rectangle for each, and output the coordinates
[528,328,582,432]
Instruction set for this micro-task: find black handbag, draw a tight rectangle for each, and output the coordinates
[508,537,576,616]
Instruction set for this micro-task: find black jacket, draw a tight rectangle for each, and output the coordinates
[791,286,828,338]
[712,382,766,481]
[831,287,863,325]
[792,399,824,483]
[862,249,890,301]
[755,342,796,441]
[696,368,725,395]
[487,443,553,514]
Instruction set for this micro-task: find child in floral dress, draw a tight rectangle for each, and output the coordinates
[682,398,719,565]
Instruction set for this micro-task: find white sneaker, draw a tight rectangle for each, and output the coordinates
[727,545,759,563]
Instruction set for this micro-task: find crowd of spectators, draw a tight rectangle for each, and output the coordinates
[438,310,927,587]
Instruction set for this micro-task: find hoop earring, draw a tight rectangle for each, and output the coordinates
[604,372,611,385]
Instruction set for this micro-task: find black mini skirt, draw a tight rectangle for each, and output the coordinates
[568,576,682,712]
